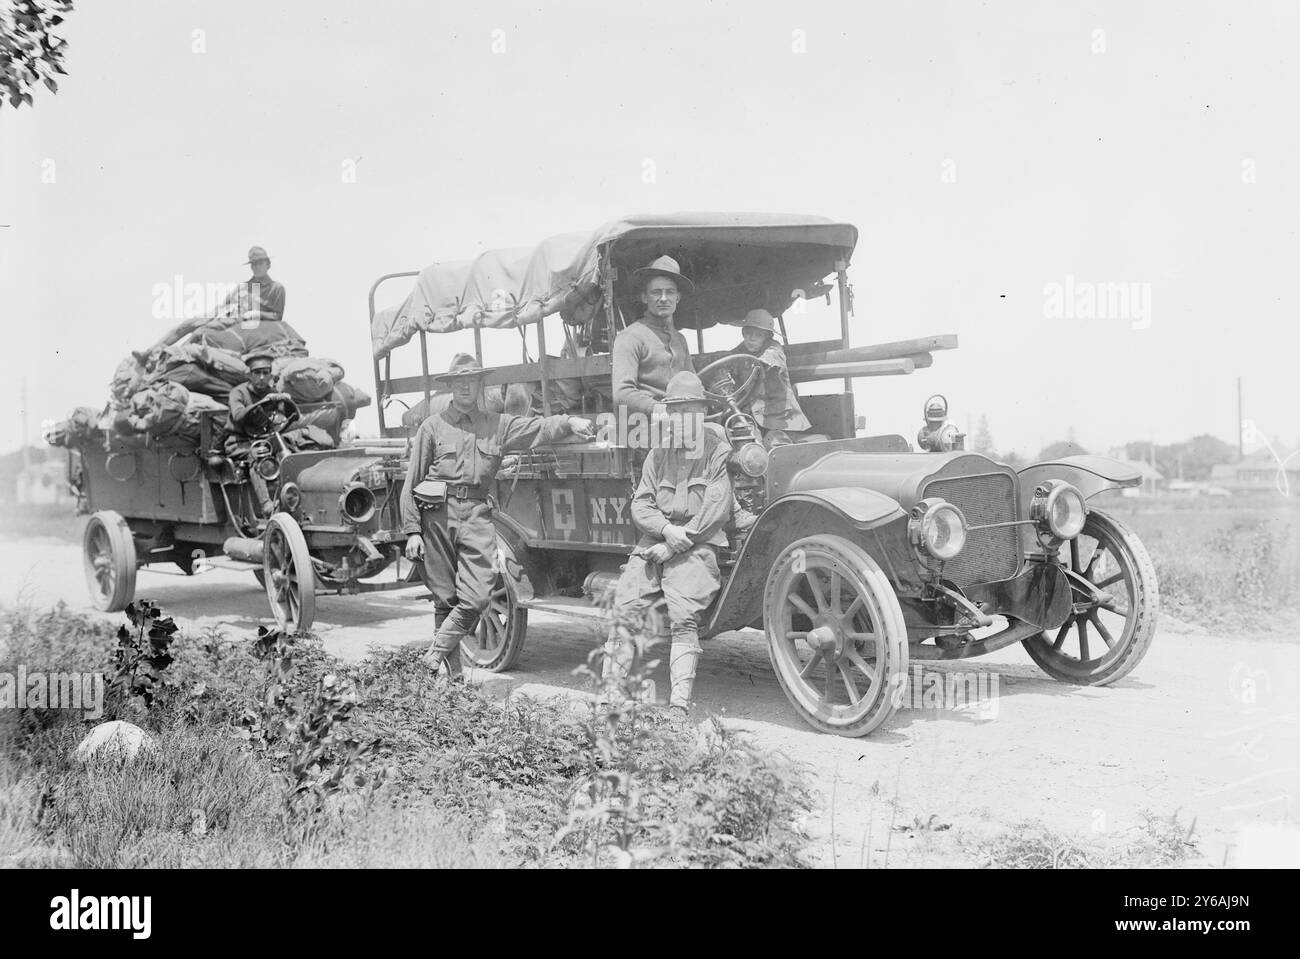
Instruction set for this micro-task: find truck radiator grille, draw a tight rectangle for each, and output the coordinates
[923,472,1020,585]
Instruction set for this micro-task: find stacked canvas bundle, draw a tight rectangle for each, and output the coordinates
[46,318,371,452]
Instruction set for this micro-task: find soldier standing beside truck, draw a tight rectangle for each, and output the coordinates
[401,354,595,677]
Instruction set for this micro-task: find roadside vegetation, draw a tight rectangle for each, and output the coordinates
[1102,494,1300,632]
[972,810,1200,868]
[0,599,814,868]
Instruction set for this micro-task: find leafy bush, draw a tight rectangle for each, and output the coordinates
[0,601,117,751]
[2,600,816,869]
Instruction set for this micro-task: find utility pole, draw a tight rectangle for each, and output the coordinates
[1237,376,1244,461]
[20,378,30,471]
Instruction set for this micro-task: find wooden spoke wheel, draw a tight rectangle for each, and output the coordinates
[460,539,528,672]
[764,535,908,737]
[262,512,316,632]
[1023,510,1158,685]
[82,510,137,612]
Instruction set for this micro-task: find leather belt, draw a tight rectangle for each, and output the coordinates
[447,483,489,501]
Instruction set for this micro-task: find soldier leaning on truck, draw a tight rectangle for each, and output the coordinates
[401,353,595,678]
[608,370,733,716]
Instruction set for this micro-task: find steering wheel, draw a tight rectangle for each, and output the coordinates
[696,353,765,421]
[246,394,301,434]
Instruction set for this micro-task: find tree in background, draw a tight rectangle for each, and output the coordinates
[1125,434,1235,481]
[1038,439,1089,461]
[972,415,995,456]
[1000,450,1025,468]
[0,0,74,110]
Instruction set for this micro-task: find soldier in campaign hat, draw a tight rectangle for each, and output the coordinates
[218,245,287,323]
[611,255,696,421]
[607,370,733,717]
[401,353,595,677]
[727,308,811,435]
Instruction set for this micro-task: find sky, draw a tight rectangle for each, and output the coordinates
[2,0,1297,459]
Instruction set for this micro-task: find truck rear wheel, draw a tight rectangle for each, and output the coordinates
[460,537,528,672]
[765,535,908,737]
[83,511,137,612]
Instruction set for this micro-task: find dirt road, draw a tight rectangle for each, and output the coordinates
[5,534,1297,867]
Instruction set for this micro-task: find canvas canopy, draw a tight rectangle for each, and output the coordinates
[372,212,858,358]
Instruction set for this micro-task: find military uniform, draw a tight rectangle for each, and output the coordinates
[611,371,732,712]
[729,339,811,433]
[220,276,286,322]
[401,374,577,670]
[226,381,278,443]
[223,350,289,516]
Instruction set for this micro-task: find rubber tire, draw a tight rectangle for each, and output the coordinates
[459,537,529,672]
[460,571,528,673]
[764,535,909,737]
[83,510,137,612]
[1022,510,1159,686]
[263,512,316,633]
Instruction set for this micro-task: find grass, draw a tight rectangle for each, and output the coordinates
[973,810,1200,868]
[0,600,815,869]
[1100,493,1300,631]
[0,503,84,543]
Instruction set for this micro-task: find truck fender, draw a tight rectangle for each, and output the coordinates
[492,511,539,602]
[705,487,910,637]
[1017,454,1141,504]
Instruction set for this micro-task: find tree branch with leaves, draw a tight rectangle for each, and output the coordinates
[0,0,74,110]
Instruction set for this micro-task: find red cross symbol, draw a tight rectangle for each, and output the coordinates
[551,489,575,531]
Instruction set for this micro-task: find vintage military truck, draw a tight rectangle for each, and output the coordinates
[68,398,420,632]
[370,213,1158,737]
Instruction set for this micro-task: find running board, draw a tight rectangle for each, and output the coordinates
[518,596,606,621]
[202,557,261,573]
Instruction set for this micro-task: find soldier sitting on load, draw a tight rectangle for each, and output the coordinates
[224,349,295,517]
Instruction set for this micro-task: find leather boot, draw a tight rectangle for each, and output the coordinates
[425,628,465,681]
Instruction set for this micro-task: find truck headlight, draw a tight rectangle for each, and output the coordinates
[340,483,376,524]
[731,441,769,477]
[909,498,967,561]
[1031,480,1087,540]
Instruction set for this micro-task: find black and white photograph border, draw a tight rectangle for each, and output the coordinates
[1,0,1297,882]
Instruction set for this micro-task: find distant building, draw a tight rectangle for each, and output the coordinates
[1167,479,1232,497]
[1209,446,1300,495]
[1109,457,1165,497]
[14,460,73,505]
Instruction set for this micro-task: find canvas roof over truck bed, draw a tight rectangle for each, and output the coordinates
[371,212,858,358]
